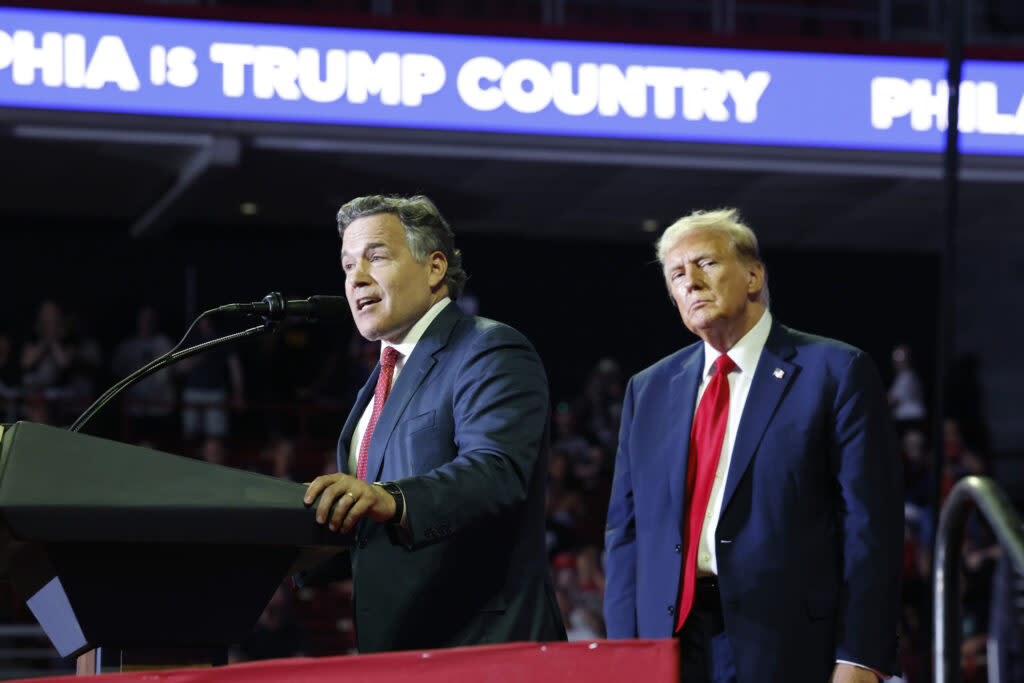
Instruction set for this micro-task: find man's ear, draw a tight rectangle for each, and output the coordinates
[747,262,765,298]
[428,251,448,290]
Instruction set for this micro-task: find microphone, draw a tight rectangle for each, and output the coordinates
[219,292,349,321]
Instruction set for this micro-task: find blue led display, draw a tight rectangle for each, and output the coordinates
[2,6,1023,155]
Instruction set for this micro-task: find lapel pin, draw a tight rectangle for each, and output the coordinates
[773,368,786,379]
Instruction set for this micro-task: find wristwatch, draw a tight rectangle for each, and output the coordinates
[374,481,404,525]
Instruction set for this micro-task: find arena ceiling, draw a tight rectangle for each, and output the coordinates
[3,106,1024,252]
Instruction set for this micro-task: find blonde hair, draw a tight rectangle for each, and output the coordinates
[657,208,769,307]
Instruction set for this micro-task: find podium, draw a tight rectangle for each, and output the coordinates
[0,421,350,667]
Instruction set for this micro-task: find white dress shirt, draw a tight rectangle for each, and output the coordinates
[347,298,452,476]
[694,309,772,576]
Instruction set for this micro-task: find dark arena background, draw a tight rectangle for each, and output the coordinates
[2,1,1023,681]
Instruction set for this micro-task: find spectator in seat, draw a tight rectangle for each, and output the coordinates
[231,584,308,663]
[21,300,74,398]
[180,317,244,443]
[111,306,175,441]
[888,344,926,436]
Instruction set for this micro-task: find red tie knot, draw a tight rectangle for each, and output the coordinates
[381,346,401,371]
[714,354,735,376]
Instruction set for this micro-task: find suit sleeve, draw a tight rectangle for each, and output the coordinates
[831,350,903,674]
[391,325,548,549]
[603,376,639,638]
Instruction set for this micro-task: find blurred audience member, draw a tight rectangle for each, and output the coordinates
[241,326,318,438]
[552,551,605,641]
[22,393,52,427]
[263,437,298,481]
[888,344,926,435]
[942,418,986,494]
[989,546,1024,683]
[552,402,590,469]
[21,300,74,398]
[545,449,578,557]
[180,317,244,441]
[576,545,605,599]
[200,436,227,466]
[320,449,338,476]
[578,357,624,449]
[297,327,359,406]
[230,584,308,663]
[547,485,586,555]
[962,520,1000,683]
[64,309,103,401]
[902,428,929,506]
[0,332,20,421]
[948,353,992,460]
[111,306,175,441]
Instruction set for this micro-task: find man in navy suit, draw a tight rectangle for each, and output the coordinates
[304,195,565,653]
[603,209,902,682]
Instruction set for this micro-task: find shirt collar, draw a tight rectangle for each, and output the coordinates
[701,309,773,380]
[381,297,452,361]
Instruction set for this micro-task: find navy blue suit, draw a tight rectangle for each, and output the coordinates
[337,303,565,652]
[604,320,902,682]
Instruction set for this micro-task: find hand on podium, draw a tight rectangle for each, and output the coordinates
[305,474,398,534]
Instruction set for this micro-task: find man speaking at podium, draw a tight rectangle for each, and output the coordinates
[303,195,565,653]
[603,209,902,683]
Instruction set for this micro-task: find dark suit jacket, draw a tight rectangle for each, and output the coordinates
[337,303,565,653]
[604,320,902,682]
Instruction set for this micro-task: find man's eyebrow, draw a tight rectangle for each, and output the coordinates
[667,250,711,266]
[341,241,389,258]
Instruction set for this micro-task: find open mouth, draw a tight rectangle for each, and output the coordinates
[356,297,381,311]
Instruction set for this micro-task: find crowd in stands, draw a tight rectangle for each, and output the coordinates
[1,298,1021,681]
[887,344,1023,683]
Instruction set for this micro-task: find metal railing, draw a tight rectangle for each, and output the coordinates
[0,624,68,680]
[933,476,1024,683]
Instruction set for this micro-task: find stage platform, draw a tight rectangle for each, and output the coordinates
[21,639,679,682]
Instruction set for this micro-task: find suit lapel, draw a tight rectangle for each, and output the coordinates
[337,369,378,475]
[364,303,462,482]
[719,322,796,514]
[669,346,704,538]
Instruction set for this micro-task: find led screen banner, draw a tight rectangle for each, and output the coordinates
[1,6,1023,156]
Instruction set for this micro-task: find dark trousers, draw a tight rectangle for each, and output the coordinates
[677,577,737,683]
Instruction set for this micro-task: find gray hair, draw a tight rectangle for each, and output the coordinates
[337,195,468,299]
[656,207,770,307]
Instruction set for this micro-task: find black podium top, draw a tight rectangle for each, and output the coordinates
[0,421,347,547]
[0,422,351,657]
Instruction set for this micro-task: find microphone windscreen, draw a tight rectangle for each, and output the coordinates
[307,296,349,320]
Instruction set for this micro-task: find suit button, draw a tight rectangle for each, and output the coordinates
[674,544,682,553]
[357,537,368,549]
[667,605,675,615]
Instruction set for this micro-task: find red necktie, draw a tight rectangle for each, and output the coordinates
[356,346,401,481]
[675,353,736,632]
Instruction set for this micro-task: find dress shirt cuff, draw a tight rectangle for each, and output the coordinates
[836,659,888,680]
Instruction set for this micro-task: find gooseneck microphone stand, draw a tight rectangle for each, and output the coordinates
[69,292,292,434]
